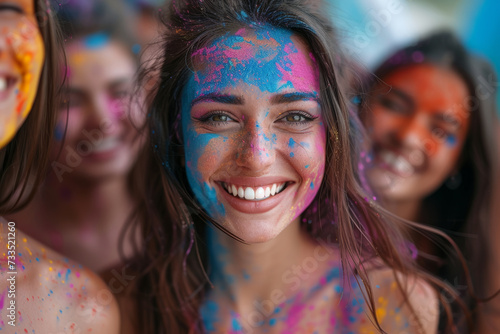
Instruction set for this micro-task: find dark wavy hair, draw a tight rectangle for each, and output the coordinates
[0,0,63,214]
[129,2,466,333]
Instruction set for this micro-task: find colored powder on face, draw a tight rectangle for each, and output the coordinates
[305,165,310,168]
[132,44,141,54]
[83,32,110,50]
[446,134,457,146]
[310,182,314,189]
[288,137,296,148]
[269,318,277,326]
[231,317,242,331]
[54,124,64,141]
[189,27,318,96]
[290,152,294,157]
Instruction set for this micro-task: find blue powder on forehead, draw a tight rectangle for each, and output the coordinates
[188,26,302,97]
[83,32,110,49]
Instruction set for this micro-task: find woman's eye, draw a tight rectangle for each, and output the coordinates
[210,114,231,122]
[198,112,235,125]
[0,4,24,14]
[285,114,307,122]
[377,96,409,114]
[278,112,315,124]
[111,90,129,100]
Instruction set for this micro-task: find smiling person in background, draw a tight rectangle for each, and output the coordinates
[8,0,145,274]
[0,0,119,332]
[119,1,474,333]
[360,31,499,330]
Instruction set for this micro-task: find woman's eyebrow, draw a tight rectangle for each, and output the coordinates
[271,92,320,104]
[191,93,244,106]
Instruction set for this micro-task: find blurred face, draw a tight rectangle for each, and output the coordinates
[365,63,470,202]
[54,38,141,181]
[181,27,326,243]
[0,0,44,148]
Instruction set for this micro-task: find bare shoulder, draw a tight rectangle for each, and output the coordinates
[0,221,120,333]
[366,265,439,334]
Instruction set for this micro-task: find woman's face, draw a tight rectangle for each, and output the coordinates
[365,63,470,202]
[0,0,44,148]
[181,27,326,243]
[53,38,142,181]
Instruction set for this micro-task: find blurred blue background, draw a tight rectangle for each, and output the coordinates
[330,0,500,115]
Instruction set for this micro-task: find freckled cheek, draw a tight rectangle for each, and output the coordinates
[188,136,233,181]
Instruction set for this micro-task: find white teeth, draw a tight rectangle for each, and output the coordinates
[244,187,255,200]
[394,156,414,175]
[271,184,277,196]
[379,150,414,176]
[93,137,119,152]
[0,77,7,92]
[224,182,287,201]
[255,187,265,199]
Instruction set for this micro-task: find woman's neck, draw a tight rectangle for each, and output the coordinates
[206,219,330,316]
[42,173,133,230]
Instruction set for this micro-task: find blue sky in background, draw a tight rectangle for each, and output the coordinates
[331,0,500,115]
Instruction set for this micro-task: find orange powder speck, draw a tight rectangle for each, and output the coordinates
[23,238,27,243]
[49,267,53,271]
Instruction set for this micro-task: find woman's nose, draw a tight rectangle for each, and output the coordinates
[235,122,275,173]
[396,114,436,155]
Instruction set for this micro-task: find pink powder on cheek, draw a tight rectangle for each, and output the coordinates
[106,96,124,120]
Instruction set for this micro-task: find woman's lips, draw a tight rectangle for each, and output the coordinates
[216,180,294,214]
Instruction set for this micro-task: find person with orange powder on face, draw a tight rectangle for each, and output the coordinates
[8,0,145,274]
[0,0,119,332]
[360,31,499,330]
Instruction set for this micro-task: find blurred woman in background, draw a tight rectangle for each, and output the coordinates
[360,30,499,330]
[8,0,145,273]
[0,0,119,332]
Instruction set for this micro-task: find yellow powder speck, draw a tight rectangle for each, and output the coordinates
[376,307,387,323]
[23,238,27,243]
[49,267,53,271]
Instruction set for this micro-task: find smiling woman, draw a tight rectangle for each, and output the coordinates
[0,0,119,332]
[127,0,453,333]
[181,28,326,243]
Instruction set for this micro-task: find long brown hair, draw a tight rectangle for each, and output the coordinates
[0,0,63,214]
[130,1,464,333]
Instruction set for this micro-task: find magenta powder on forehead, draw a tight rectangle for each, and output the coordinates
[276,43,319,92]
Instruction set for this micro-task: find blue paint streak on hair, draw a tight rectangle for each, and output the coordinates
[83,32,110,49]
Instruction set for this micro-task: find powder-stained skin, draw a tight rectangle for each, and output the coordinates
[181,27,326,243]
[0,0,45,148]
